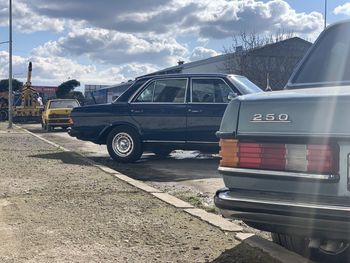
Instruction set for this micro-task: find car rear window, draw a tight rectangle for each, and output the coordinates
[290,22,350,87]
[49,100,79,109]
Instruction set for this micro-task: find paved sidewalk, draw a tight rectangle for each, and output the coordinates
[0,123,281,262]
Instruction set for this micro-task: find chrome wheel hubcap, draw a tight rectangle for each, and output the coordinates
[112,132,134,157]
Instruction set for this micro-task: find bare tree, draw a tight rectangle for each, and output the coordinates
[222,29,308,90]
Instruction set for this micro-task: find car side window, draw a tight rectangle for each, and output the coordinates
[135,79,187,103]
[192,78,233,103]
[153,79,187,103]
[135,81,155,102]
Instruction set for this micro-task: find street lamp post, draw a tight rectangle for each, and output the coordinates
[8,0,13,129]
[324,0,327,29]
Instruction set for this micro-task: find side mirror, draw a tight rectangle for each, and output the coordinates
[228,92,238,101]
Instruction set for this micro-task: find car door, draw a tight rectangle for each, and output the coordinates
[187,77,239,143]
[130,78,188,142]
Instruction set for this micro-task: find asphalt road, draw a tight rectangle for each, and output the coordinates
[20,124,224,199]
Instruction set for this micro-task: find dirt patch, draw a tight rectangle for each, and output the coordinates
[0,127,279,262]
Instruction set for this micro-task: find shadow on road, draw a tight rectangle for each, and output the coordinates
[89,154,221,182]
[23,123,222,182]
[210,242,282,263]
[30,152,93,166]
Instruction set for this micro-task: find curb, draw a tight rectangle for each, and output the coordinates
[242,236,313,263]
[17,125,242,233]
[17,125,310,263]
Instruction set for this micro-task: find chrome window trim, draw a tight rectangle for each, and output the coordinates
[217,191,350,212]
[127,78,153,103]
[186,141,217,144]
[218,167,339,181]
[189,77,236,104]
[143,140,186,143]
[143,140,216,144]
[287,80,350,89]
[129,78,189,104]
[131,102,188,105]
[237,131,350,137]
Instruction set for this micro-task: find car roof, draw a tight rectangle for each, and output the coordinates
[48,99,78,102]
[135,73,244,81]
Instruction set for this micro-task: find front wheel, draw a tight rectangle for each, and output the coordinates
[106,126,143,163]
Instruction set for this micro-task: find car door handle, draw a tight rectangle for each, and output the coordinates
[131,109,143,113]
[188,109,202,113]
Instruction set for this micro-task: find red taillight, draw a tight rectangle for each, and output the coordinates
[238,143,286,170]
[306,145,338,174]
[220,140,339,175]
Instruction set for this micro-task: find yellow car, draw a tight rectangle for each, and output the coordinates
[42,99,80,131]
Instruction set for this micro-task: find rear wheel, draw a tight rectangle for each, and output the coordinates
[271,233,349,261]
[271,233,309,256]
[0,110,8,121]
[106,126,142,163]
[41,120,46,129]
[46,124,53,132]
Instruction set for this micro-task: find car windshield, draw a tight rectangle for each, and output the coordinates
[228,75,262,94]
[49,100,79,109]
[289,22,350,88]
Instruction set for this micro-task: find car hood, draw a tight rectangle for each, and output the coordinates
[219,86,350,139]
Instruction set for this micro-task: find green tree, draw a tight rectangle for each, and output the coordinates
[65,91,85,105]
[56,79,80,98]
[0,79,23,92]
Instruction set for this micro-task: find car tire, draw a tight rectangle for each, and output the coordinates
[272,233,350,261]
[153,148,173,158]
[271,233,309,257]
[0,110,8,121]
[107,126,142,163]
[46,124,53,132]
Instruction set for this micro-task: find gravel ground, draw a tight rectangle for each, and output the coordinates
[0,123,280,262]
[20,123,272,241]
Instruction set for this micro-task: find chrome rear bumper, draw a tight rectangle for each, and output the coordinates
[219,166,339,182]
[215,188,350,240]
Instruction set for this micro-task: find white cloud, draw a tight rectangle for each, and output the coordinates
[183,0,323,39]
[0,0,65,33]
[190,47,220,61]
[32,26,189,67]
[334,3,350,16]
[0,51,158,86]
[28,0,323,39]
[0,0,324,86]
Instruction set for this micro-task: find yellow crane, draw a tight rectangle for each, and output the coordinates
[12,62,43,122]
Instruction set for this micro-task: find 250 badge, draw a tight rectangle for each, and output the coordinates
[250,113,291,122]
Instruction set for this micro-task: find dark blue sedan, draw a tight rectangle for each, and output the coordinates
[69,73,262,162]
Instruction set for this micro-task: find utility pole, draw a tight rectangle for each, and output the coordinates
[324,0,327,29]
[8,0,13,129]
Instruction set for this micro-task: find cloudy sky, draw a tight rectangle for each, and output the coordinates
[0,0,349,88]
